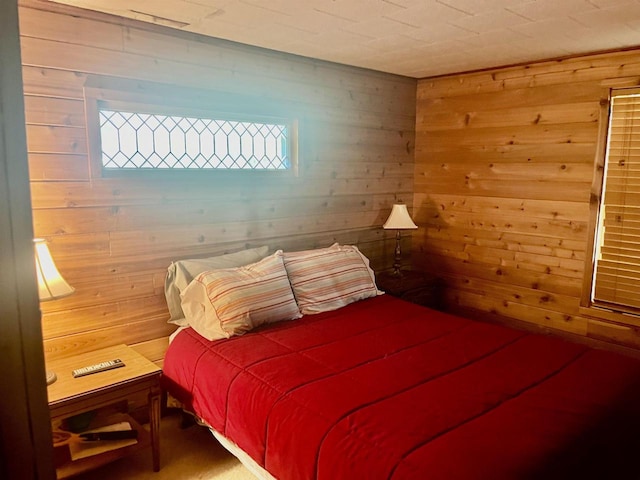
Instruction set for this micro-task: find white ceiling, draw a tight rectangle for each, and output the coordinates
[48,0,640,78]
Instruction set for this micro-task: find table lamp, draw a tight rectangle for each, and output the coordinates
[382,204,418,277]
[34,238,75,385]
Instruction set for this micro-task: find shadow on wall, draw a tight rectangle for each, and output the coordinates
[413,195,453,275]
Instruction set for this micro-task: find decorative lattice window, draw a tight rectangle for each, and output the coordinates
[84,83,299,177]
[98,108,293,171]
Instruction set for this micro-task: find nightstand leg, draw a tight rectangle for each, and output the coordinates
[149,387,161,472]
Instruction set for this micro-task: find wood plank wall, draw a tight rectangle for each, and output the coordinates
[415,48,640,351]
[18,2,416,365]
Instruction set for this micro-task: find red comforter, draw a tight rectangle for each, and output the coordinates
[162,295,640,479]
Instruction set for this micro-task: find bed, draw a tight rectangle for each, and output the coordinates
[160,245,640,479]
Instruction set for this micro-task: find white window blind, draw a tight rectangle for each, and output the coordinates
[593,88,640,311]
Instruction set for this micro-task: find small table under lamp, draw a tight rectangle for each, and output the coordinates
[382,203,418,277]
[34,238,75,385]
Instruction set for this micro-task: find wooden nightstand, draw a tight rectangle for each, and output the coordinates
[376,270,444,310]
[46,344,162,478]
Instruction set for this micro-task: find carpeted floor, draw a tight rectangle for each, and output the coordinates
[72,411,257,480]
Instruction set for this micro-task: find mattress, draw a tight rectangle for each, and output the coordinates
[161,295,640,479]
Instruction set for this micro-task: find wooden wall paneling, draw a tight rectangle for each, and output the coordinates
[20,37,248,94]
[41,295,169,338]
[27,153,89,181]
[31,232,110,263]
[106,210,387,257]
[21,65,87,99]
[20,37,413,120]
[424,224,585,259]
[418,82,605,114]
[493,55,640,89]
[417,50,640,99]
[415,248,584,297]
[23,95,86,127]
[416,193,591,221]
[311,121,414,147]
[130,337,170,367]
[0,0,55,476]
[26,123,87,154]
[443,274,582,316]
[417,177,591,202]
[449,288,589,336]
[18,5,125,51]
[19,5,417,109]
[417,142,597,164]
[421,208,589,241]
[418,101,600,131]
[416,162,594,183]
[421,123,599,149]
[587,318,640,350]
[42,315,175,360]
[40,224,393,281]
[19,3,416,362]
[29,175,413,210]
[306,160,414,179]
[415,47,640,351]
[500,258,583,281]
[39,271,157,311]
[32,194,383,235]
[422,227,587,277]
[319,143,414,162]
[119,24,418,107]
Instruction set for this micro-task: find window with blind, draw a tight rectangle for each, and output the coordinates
[591,88,640,314]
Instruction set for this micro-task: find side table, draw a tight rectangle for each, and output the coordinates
[46,344,162,478]
[376,269,445,310]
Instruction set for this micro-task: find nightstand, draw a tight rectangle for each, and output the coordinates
[46,344,162,478]
[376,270,444,310]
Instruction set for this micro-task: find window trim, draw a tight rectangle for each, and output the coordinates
[581,86,640,326]
[84,83,300,179]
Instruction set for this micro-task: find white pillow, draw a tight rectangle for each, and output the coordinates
[283,244,382,315]
[164,245,269,326]
[180,250,302,340]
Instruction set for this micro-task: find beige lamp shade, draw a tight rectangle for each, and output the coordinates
[34,238,74,386]
[383,204,418,230]
[34,238,75,301]
[382,204,417,277]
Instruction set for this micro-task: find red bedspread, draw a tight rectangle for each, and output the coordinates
[162,295,640,479]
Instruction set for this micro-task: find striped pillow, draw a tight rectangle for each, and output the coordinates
[284,244,382,314]
[164,245,270,326]
[180,250,301,340]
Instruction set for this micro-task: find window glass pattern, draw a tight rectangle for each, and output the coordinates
[98,109,290,170]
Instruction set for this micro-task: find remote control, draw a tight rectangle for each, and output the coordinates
[72,358,125,378]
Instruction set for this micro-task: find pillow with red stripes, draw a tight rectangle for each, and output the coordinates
[181,250,301,340]
[283,243,382,315]
[165,245,270,327]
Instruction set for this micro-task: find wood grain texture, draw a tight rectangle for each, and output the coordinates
[19,2,416,362]
[415,47,640,350]
[1,1,56,477]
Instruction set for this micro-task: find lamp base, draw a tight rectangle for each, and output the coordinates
[46,371,57,385]
[390,268,405,278]
[391,230,404,277]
